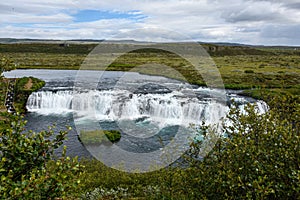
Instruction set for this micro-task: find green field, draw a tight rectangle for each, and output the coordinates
[1,42,299,100]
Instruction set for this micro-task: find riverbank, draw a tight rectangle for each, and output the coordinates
[0,76,44,132]
[0,76,45,114]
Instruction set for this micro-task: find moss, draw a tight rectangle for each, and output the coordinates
[104,130,122,142]
[80,130,121,145]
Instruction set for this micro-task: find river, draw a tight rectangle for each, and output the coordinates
[4,69,268,171]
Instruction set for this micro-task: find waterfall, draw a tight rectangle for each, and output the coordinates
[27,91,73,114]
[27,90,269,126]
[26,90,233,126]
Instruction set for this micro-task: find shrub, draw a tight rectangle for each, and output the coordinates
[0,113,83,199]
[184,95,300,199]
[244,69,254,73]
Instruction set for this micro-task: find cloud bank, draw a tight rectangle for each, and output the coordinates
[0,0,299,45]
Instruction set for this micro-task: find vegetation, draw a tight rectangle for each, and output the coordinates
[0,43,299,100]
[244,69,254,73]
[0,43,96,54]
[0,57,15,75]
[0,57,16,112]
[182,94,299,199]
[13,77,45,113]
[80,130,121,145]
[0,44,299,199]
[77,95,299,199]
[0,113,83,199]
[1,57,82,199]
[0,57,45,114]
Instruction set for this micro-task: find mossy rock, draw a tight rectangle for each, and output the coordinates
[80,130,121,145]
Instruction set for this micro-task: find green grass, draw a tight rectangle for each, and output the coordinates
[80,130,121,145]
[0,43,299,100]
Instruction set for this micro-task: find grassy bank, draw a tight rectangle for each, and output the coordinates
[0,76,45,133]
[0,76,45,114]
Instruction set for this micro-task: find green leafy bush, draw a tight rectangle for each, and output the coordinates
[0,113,83,199]
[183,95,300,199]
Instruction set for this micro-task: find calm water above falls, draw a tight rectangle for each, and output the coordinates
[4,69,268,161]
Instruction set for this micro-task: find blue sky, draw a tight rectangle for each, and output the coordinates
[72,10,146,23]
[0,0,300,45]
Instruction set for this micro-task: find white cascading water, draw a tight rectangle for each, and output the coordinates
[27,90,268,126]
[27,90,74,114]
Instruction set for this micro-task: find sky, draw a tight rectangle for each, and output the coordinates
[0,0,300,45]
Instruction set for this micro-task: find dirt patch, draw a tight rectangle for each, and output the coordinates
[24,78,33,90]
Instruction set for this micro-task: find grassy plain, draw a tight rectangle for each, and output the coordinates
[1,43,299,101]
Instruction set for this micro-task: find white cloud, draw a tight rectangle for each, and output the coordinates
[0,0,299,45]
[0,13,73,24]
